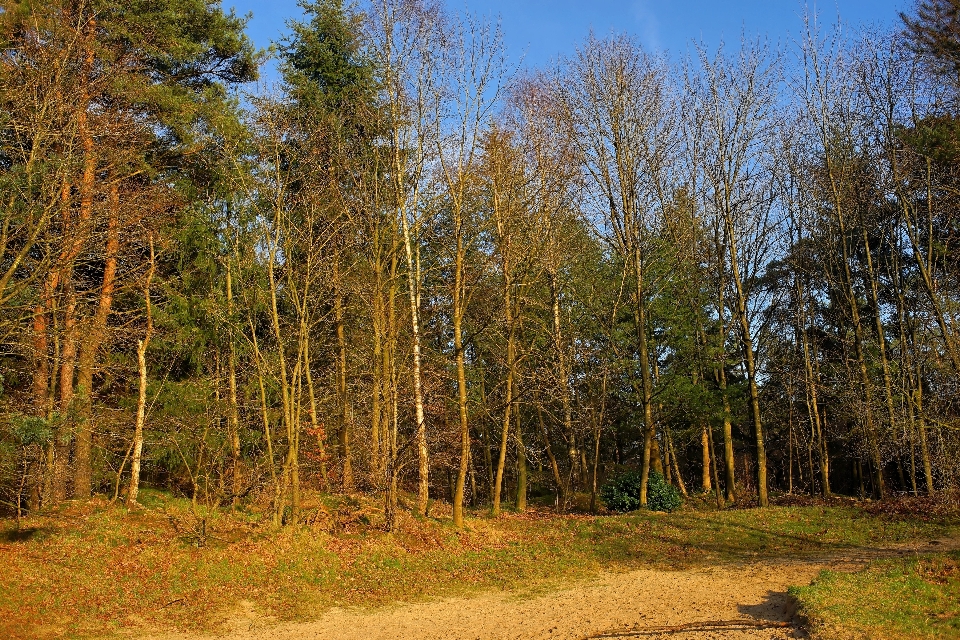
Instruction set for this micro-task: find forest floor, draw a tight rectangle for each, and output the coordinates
[142,537,960,640]
[1,491,958,640]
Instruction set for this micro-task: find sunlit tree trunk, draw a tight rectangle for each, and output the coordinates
[74,183,119,498]
[52,17,98,502]
[400,209,429,516]
[126,235,154,507]
[226,263,243,504]
[700,424,712,492]
[633,247,656,506]
[249,313,280,526]
[452,231,470,526]
[386,56,429,517]
[710,278,736,502]
[549,271,577,509]
[803,326,830,497]
[802,28,885,498]
[832,200,884,498]
[492,272,517,517]
[382,253,400,528]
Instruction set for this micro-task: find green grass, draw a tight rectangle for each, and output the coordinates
[792,551,960,639]
[0,492,956,639]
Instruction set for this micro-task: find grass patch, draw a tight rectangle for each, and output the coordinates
[792,550,960,639]
[0,492,955,639]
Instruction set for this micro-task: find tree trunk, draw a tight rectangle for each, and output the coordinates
[707,420,722,508]
[383,255,400,525]
[861,226,900,462]
[32,284,53,418]
[538,404,565,512]
[264,213,303,521]
[664,434,672,485]
[701,424,711,493]
[892,235,933,495]
[826,171,884,499]
[53,281,77,503]
[370,277,384,484]
[226,263,243,504]
[590,418,602,512]
[712,273,737,503]
[914,377,934,494]
[795,265,830,498]
[802,328,830,497]
[725,224,767,507]
[549,272,577,510]
[250,315,280,527]
[53,20,98,504]
[335,288,353,493]
[718,365,736,502]
[398,182,429,517]
[452,234,470,527]
[384,354,400,531]
[667,429,688,497]
[126,236,154,507]
[304,330,328,492]
[893,159,960,372]
[74,183,120,498]
[492,287,516,517]
[633,248,656,506]
[850,306,885,498]
[515,401,526,512]
[650,436,663,476]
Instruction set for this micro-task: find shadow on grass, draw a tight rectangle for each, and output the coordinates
[584,509,954,571]
[0,526,55,543]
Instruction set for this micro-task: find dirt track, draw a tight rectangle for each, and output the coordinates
[144,539,953,640]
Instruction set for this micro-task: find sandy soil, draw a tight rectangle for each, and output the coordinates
[145,539,954,640]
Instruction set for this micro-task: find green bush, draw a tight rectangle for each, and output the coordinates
[600,469,643,512]
[600,469,682,513]
[10,414,52,447]
[646,471,682,512]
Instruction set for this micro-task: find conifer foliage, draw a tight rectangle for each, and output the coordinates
[1,0,959,524]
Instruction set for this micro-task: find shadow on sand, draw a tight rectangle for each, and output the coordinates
[579,589,807,638]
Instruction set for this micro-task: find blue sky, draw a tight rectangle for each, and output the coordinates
[229,0,910,76]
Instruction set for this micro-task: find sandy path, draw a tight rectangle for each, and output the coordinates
[147,539,953,640]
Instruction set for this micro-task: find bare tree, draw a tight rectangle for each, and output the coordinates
[428,9,508,524]
[367,0,443,519]
[797,18,887,498]
[688,40,783,507]
[557,34,677,506]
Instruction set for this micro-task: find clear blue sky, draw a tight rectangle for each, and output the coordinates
[229,0,911,77]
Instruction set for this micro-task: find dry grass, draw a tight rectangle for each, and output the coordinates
[0,489,955,639]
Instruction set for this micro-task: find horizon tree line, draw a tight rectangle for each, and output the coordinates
[2,0,959,527]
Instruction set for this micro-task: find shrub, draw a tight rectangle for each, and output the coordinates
[600,469,682,513]
[646,471,682,512]
[600,469,643,512]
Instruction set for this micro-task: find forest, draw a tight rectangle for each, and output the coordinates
[2,0,960,530]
